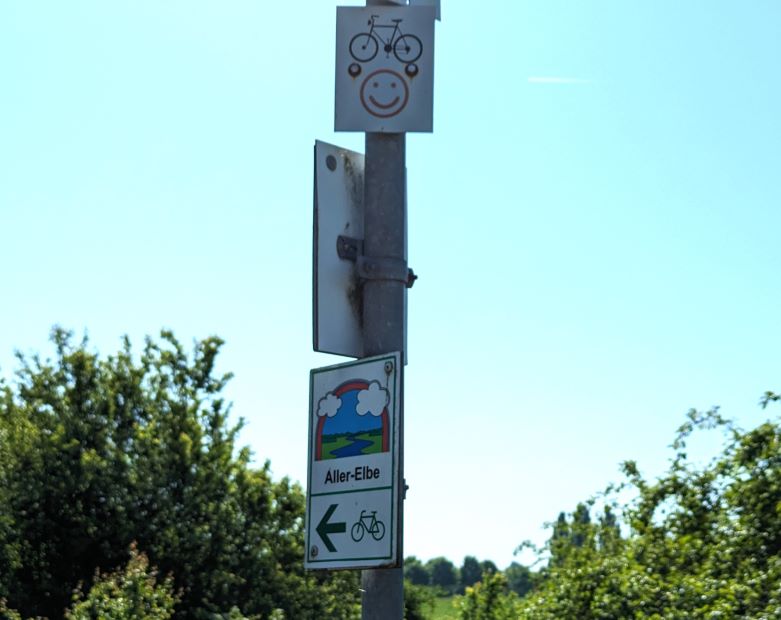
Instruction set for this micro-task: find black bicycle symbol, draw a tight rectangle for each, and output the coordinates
[349,15,423,64]
[350,510,386,542]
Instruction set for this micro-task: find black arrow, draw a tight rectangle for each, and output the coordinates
[316,503,346,552]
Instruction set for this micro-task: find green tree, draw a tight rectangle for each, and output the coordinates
[459,556,482,593]
[517,403,781,618]
[66,545,178,620]
[0,329,359,619]
[479,560,497,576]
[403,556,430,586]
[548,512,569,568]
[426,557,458,595]
[503,562,532,598]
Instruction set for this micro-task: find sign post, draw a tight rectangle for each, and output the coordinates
[352,3,435,612]
[308,1,436,618]
[359,129,407,620]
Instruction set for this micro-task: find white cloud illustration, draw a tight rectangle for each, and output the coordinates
[317,392,341,418]
[356,381,389,417]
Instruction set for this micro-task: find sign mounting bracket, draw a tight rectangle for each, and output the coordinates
[337,234,418,288]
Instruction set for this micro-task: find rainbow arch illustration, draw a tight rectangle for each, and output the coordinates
[315,379,390,461]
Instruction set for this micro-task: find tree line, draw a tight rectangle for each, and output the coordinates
[3,329,781,618]
[402,555,530,599]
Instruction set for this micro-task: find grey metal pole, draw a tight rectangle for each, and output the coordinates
[360,1,407,617]
[360,129,407,619]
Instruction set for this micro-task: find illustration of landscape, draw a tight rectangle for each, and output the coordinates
[318,387,387,460]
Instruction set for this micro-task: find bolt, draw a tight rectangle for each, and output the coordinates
[406,268,418,289]
[310,545,319,558]
[384,361,393,374]
[326,155,337,171]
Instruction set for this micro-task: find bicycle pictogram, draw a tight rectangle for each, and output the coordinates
[349,15,423,64]
[350,510,386,542]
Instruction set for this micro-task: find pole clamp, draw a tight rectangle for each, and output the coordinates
[337,235,418,288]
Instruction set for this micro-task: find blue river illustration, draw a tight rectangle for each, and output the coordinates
[315,382,389,461]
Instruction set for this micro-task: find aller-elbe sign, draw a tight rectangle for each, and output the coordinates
[305,352,402,570]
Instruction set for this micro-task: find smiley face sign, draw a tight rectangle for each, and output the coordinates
[360,69,410,118]
[335,6,435,133]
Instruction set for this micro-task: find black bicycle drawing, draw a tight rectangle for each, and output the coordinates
[349,15,423,64]
[350,510,386,542]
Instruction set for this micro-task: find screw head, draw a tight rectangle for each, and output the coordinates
[326,155,337,171]
[310,545,319,558]
[348,63,362,78]
[384,361,394,374]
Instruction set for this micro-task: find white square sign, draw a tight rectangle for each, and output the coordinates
[305,353,402,570]
[335,6,435,133]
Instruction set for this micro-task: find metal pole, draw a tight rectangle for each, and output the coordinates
[360,124,407,620]
[360,1,407,617]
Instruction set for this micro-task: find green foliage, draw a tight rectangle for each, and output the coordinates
[404,581,435,620]
[66,545,177,620]
[404,556,431,586]
[518,404,781,618]
[458,557,482,593]
[503,562,532,598]
[478,561,497,577]
[0,329,359,619]
[426,557,459,595]
[429,595,458,620]
[454,572,520,620]
[0,600,24,620]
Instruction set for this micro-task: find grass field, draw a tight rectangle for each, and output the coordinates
[430,596,457,620]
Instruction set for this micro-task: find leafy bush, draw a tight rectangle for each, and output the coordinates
[404,581,435,620]
[455,572,521,620]
[0,329,359,619]
[518,402,781,618]
[66,545,177,620]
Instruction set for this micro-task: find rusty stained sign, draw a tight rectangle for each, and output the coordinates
[313,140,365,358]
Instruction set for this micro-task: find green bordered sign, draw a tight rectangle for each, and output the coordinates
[305,352,401,570]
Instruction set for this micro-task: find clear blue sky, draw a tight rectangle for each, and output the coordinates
[2,1,780,570]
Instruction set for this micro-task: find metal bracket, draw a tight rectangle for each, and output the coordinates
[357,255,407,283]
[336,235,363,262]
[358,256,418,289]
[338,235,418,288]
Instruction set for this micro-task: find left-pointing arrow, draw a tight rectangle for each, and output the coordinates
[316,503,346,552]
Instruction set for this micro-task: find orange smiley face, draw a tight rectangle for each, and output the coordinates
[360,69,409,118]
